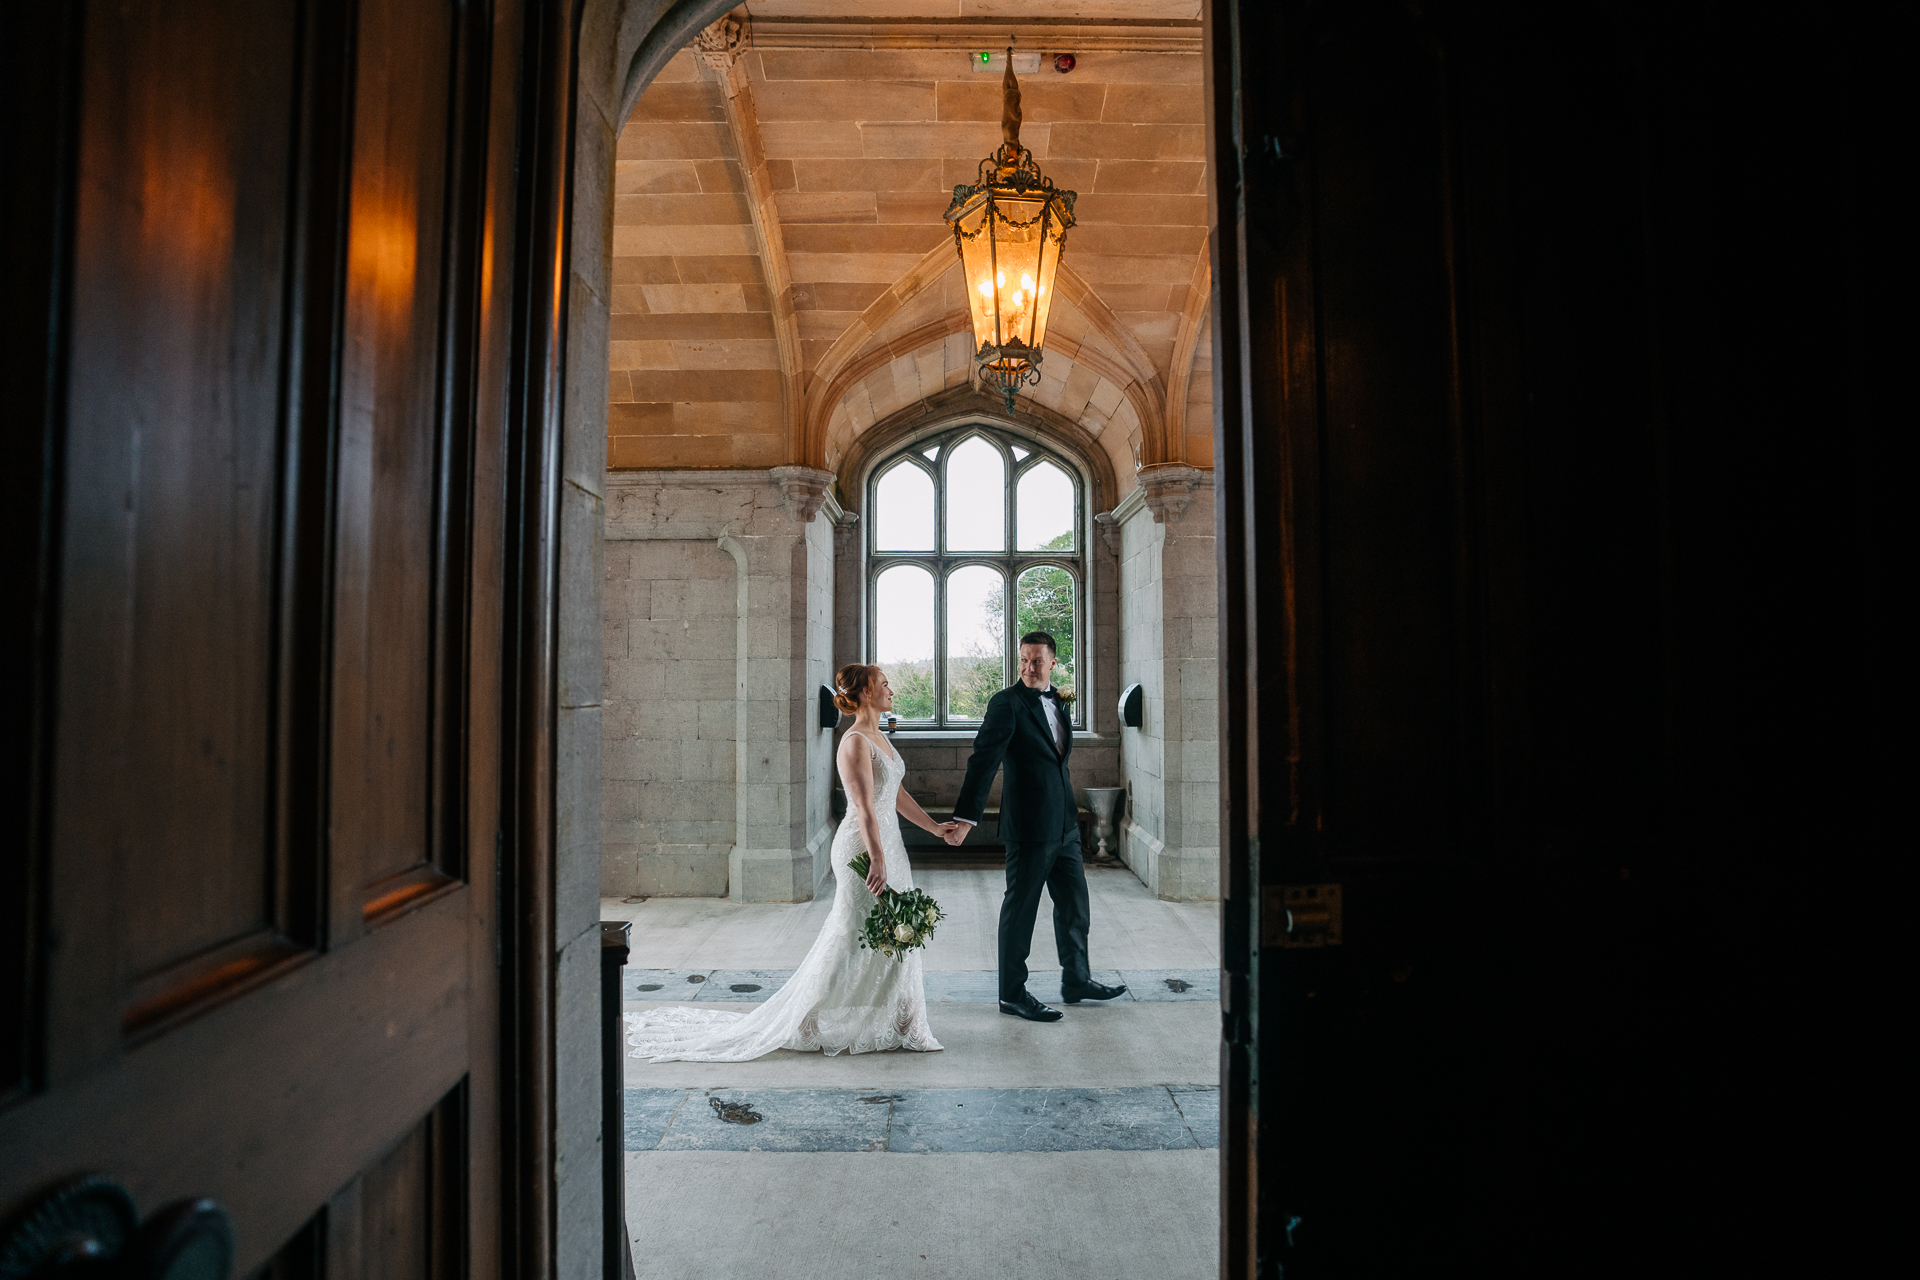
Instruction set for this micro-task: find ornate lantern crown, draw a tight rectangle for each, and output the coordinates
[943,48,1077,413]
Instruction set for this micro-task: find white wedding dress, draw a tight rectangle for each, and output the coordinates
[624,730,942,1060]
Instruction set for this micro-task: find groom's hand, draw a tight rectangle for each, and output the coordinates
[943,822,970,846]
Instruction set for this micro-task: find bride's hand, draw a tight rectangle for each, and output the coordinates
[863,855,888,895]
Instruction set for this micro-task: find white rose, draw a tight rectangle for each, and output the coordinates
[894,923,914,943]
[923,908,938,924]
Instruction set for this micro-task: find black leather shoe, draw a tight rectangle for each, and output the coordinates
[999,994,1064,1022]
[1061,980,1128,1003]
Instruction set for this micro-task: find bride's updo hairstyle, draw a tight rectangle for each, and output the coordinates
[833,663,882,714]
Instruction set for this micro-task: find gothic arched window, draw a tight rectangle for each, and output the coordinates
[869,426,1085,729]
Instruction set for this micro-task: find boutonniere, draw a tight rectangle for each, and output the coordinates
[1055,688,1075,705]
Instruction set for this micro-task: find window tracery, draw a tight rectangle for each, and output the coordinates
[868,426,1085,728]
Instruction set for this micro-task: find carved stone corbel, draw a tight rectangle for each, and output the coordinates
[770,465,836,523]
[831,506,861,555]
[1139,464,1204,524]
[1094,510,1122,555]
[693,15,746,72]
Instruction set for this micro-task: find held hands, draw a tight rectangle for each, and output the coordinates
[942,821,970,847]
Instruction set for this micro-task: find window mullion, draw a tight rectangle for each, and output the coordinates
[936,437,947,728]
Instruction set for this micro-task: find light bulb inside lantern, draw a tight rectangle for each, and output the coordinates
[977,280,993,298]
[996,271,1005,288]
[1021,273,1035,292]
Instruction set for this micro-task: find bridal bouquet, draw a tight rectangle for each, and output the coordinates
[848,852,945,959]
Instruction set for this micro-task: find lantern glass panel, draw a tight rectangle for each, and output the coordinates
[953,193,999,350]
[1029,211,1064,351]
[991,196,1048,348]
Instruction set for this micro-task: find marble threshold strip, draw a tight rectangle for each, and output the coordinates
[626,1085,1221,1154]
[623,968,1220,1004]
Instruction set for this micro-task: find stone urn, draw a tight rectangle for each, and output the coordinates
[1083,787,1126,860]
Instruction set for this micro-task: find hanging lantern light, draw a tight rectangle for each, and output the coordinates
[944,47,1077,414]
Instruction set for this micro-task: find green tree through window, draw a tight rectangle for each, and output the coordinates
[987,531,1076,693]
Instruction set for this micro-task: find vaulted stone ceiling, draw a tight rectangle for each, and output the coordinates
[607,2,1212,496]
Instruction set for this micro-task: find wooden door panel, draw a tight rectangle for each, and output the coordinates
[50,0,305,1066]
[4,0,510,1275]
[331,0,459,930]
[326,1085,466,1280]
[0,888,470,1275]
[1302,15,1464,853]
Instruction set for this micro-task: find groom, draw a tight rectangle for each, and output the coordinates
[944,631,1128,1021]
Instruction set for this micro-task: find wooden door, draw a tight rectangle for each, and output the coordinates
[0,1,552,1276]
[1209,0,1870,1273]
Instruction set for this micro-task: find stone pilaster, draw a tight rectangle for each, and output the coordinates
[1115,474,1219,900]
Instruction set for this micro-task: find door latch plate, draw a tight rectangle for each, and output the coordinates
[1262,884,1342,948]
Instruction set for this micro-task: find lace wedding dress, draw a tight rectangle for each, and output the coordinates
[624,731,942,1060]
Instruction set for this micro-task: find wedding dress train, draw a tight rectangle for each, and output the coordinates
[624,731,942,1060]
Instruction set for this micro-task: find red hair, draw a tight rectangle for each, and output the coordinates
[833,663,882,714]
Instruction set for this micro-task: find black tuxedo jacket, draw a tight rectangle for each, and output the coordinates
[954,684,1077,844]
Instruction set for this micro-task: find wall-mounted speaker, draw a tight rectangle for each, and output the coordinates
[1119,683,1144,728]
[819,685,840,730]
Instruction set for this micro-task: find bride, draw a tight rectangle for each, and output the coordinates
[625,663,955,1060]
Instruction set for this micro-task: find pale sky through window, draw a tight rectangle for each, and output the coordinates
[947,564,1003,658]
[945,437,1005,551]
[874,565,934,664]
[1017,460,1074,549]
[873,463,934,550]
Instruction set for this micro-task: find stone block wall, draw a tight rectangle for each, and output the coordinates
[602,538,738,896]
[601,471,836,902]
[884,736,1121,820]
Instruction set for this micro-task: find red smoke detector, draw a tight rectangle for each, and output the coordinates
[1054,53,1076,73]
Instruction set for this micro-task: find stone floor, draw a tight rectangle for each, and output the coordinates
[605,866,1222,1280]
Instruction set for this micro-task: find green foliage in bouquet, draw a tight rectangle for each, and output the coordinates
[848,851,946,959]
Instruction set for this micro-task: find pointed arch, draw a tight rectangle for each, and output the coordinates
[800,246,1170,472]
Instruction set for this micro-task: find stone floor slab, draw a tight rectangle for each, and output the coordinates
[886,1086,1200,1154]
[921,970,1001,1003]
[626,966,1211,1006]
[623,968,717,1000]
[622,1002,1218,1091]
[623,1088,690,1152]
[602,866,1219,973]
[1118,968,1222,1002]
[654,1088,892,1153]
[693,969,791,1001]
[627,1086,1224,1155]
[625,1149,1218,1280]
[1170,1085,1221,1149]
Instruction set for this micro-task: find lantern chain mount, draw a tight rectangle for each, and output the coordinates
[942,47,1078,417]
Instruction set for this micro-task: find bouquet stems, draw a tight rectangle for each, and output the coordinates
[849,851,945,959]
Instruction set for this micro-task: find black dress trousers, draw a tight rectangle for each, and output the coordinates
[999,819,1094,1001]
